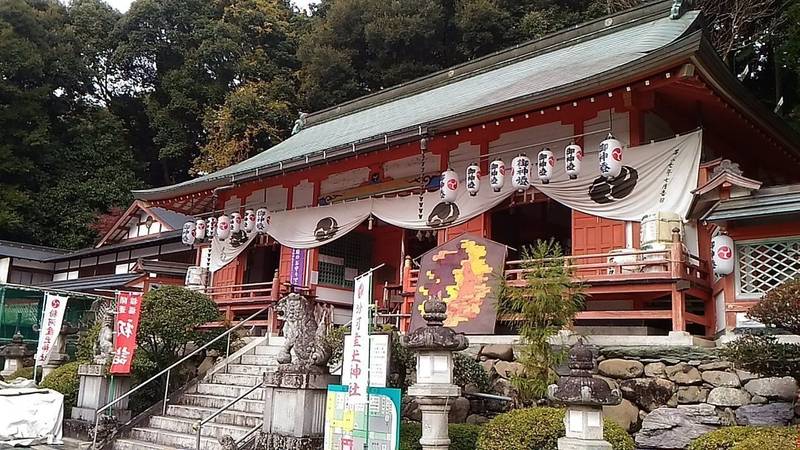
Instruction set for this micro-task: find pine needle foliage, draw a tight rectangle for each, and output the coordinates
[497,239,584,403]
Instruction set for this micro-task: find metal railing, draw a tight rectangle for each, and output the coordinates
[91,305,273,448]
[194,381,264,449]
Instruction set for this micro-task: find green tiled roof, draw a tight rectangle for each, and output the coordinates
[134,2,700,201]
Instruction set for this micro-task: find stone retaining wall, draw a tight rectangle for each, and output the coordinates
[472,343,798,449]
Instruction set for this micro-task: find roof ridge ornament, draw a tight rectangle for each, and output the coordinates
[291,112,308,135]
[670,0,690,20]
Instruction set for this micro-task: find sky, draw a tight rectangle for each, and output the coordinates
[104,0,317,13]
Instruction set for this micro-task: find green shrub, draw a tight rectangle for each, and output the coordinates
[476,407,634,450]
[453,352,491,393]
[400,422,481,450]
[77,321,103,362]
[40,360,82,410]
[688,426,797,450]
[7,366,35,381]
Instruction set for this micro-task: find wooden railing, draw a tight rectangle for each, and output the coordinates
[200,271,281,328]
[400,240,713,334]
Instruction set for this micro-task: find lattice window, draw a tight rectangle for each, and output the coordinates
[736,237,800,297]
[317,232,373,289]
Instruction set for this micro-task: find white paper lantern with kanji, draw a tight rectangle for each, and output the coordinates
[255,208,269,234]
[181,221,196,246]
[599,134,624,179]
[440,169,459,203]
[489,159,505,192]
[466,163,480,197]
[711,234,735,276]
[564,142,583,180]
[243,209,256,233]
[230,212,242,233]
[511,154,531,191]
[206,217,216,239]
[194,219,206,242]
[217,215,231,240]
[537,148,556,184]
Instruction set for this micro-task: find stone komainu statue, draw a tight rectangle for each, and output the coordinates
[274,293,332,372]
[91,298,115,365]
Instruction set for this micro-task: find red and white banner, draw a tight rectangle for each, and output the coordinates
[35,293,69,365]
[110,291,143,375]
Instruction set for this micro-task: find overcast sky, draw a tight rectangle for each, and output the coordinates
[104,0,317,13]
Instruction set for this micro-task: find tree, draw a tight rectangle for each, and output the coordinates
[497,240,584,403]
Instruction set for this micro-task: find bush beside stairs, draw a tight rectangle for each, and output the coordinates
[114,337,284,450]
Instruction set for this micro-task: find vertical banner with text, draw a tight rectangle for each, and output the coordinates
[346,272,372,406]
[289,248,307,287]
[110,291,143,374]
[36,293,69,365]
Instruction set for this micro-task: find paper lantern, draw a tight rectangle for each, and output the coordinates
[440,169,458,203]
[181,221,195,246]
[255,208,269,234]
[489,159,505,192]
[511,154,531,191]
[194,219,206,242]
[205,217,216,239]
[537,148,555,184]
[564,142,583,180]
[711,234,735,276]
[217,215,231,240]
[599,134,623,179]
[230,212,242,233]
[243,209,256,233]
[466,163,480,197]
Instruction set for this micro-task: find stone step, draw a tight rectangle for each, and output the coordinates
[211,372,262,386]
[193,382,264,400]
[178,393,265,414]
[148,415,251,440]
[114,438,181,450]
[239,353,280,366]
[167,404,262,428]
[253,343,283,355]
[226,363,270,376]
[129,427,223,450]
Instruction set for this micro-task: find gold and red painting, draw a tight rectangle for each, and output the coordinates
[410,234,507,334]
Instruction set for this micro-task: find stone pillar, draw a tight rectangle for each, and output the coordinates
[403,296,469,450]
[71,364,132,423]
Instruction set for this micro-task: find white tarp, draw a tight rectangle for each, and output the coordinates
[0,380,64,446]
[209,131,702,257]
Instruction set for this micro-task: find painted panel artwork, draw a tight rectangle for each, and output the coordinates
[410,234,506,334]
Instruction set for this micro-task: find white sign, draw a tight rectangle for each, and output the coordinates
[35,293,68,365]
[346,272,372,405]
[342,334,390,388]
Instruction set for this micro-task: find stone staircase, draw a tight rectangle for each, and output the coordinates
[114,337,283,450]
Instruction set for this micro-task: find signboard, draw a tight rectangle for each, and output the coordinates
[410,234,507,334]
[347,272,372,405]
[289,248,308,286]
[35,293,68,365]
[342,334,390,388]
[110,291,143,374]
[323,384,401,450]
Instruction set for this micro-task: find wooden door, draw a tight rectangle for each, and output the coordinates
[572,211,626,255]
[438,213,490,245]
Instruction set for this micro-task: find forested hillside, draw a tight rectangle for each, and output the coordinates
[1,0,798,249]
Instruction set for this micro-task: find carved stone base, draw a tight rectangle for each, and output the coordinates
[254,432,323,450]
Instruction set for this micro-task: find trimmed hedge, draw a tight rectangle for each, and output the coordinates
[476,407,634,450]
[40,360,82,410]
[688,426,798,450]
[400,422,481,450]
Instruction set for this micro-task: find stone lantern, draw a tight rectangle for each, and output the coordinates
[0,314,34,377]
[547,340,622,450]
[403,296,468,450]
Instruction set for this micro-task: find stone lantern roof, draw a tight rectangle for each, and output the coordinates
[403,296,468,352]
[548,339,622,407]
[0,320,34,359]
